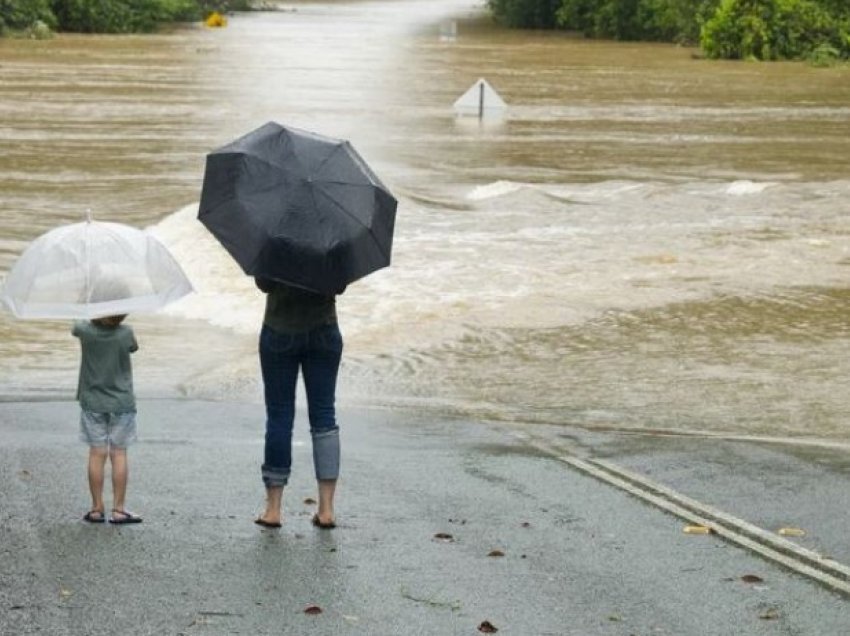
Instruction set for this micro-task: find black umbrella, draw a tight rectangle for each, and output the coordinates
[198,122,397,295]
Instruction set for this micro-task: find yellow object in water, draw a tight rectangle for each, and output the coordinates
[205,12,227,28]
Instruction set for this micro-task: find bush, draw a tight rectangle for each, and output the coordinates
[701,0,849,60]
[704,0,774,59]
[27,19,54,37]
[48,0,202,33]
[1,0,252,35]
[0,0,58,30]
[488,0,562,29]
[638,0,721,43]
[807,41,840,65]
[554,0,720,43]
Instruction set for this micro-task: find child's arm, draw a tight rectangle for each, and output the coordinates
[125,327,139,353]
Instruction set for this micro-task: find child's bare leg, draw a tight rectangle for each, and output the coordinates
[109,447,128,512]
[87,447,108,513]
[260,486,283,525]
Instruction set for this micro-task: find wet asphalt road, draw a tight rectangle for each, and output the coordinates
[2,400,849,635]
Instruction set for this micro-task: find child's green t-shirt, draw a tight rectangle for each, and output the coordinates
[72,321,138,413]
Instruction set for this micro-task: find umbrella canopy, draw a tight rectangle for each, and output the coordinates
[0,219,193,320]
[198,121,397,295]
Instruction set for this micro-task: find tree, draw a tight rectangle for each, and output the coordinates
[553,0,720,43]
[488,0,562,29]
[0,0,57,32]
[701,0,849,60]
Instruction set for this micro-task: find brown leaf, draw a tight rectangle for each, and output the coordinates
[18,469,32,480]
[303,497,317,505]
[759,608,780,620]
[521,522,531,528]
[487,550,505,557]
[433,532,454,542]
[478,620,498,633]
[778,527,805,537]
[741,574,764,584]
[304,604,323,615]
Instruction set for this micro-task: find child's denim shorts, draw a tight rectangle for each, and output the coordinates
[80,411,137,449]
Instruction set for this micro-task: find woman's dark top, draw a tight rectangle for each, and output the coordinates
[255,278,338,334]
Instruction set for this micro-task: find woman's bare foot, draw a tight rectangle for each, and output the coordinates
[314,479,337,528]
[256,486,283,528]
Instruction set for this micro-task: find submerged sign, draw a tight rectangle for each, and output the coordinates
[452,78,507,118]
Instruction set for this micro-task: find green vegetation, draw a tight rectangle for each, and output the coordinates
[0,0,56,34]
[488,0,850,61]
[0,0,254,35]
[702,0,850,60]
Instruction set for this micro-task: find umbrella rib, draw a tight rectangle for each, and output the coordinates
[309,143,346,181]
[280,127,319,179]
[215,149,290,174]
[311,142,381,188]
[315,183,391,261]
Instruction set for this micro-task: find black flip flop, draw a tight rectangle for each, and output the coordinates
[83,510,106,523]
[311,514,336,529]
[109,509,143,524]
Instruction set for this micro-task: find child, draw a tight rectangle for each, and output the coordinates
[72,314,142,524]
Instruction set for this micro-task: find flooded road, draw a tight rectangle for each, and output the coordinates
[1,0,849,439]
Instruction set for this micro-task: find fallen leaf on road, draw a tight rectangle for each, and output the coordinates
[433,532,454,542]
[683,525,713,535]
[741,574,764,584]
[303,497,317,505]
[478,620,498,633]
[521,522,531,528]
[759,608,780,620]
[304,604,322,615]
[59,587,72,600]
[488,550,505,557]
[18,470,31,480]
[778,527,806,537]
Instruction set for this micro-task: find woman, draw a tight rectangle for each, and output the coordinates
[254,277,343,529]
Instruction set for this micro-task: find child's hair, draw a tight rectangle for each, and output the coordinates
[92,315,127,328]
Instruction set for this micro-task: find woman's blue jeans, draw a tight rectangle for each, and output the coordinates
[259,322,342,488]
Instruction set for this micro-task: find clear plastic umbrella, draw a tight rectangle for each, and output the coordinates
[0,217,193,320]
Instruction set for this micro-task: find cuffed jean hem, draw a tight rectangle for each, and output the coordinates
[261,465,290,488]
[312,427,340,481]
